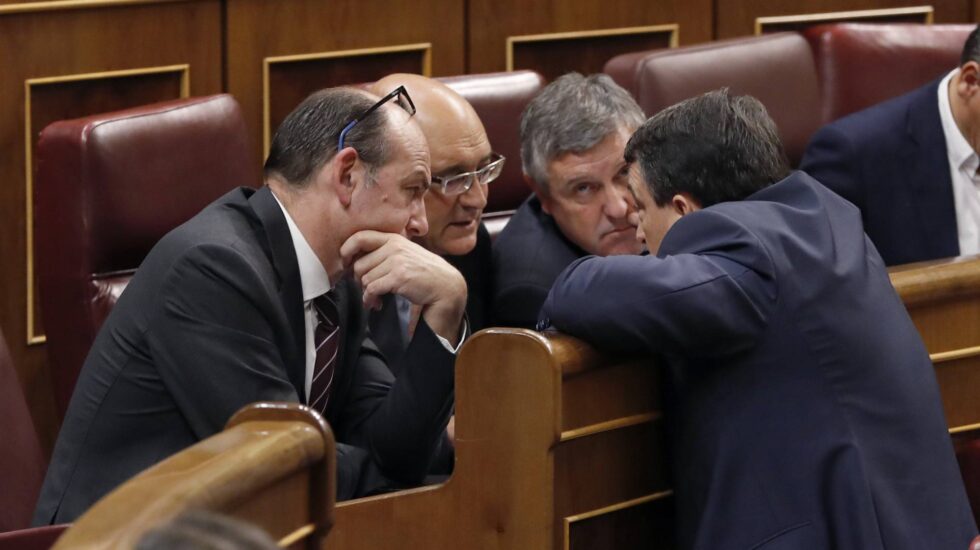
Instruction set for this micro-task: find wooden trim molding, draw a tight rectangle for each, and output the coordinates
[0,0,192,16]
[559,412,660,442]
[505,24,680,72]
[755,5,934,35]
[562,490,674,550]
[262,42,433,156]
[24,64,190,345]
[931,345,980,365]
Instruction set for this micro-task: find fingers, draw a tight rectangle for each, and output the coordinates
[340,230,392,268]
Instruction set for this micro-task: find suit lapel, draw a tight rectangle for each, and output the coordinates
[248,186,307,397]
[905,80,960,259]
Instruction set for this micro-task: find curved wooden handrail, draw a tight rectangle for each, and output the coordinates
[889,254,980,306]
[53,402,335,549]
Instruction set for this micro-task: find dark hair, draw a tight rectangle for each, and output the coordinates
[136,510,279,550]
[520,72,644,191]
[624,89,789,207]
[961,24,980,65]
[264,88,389,187]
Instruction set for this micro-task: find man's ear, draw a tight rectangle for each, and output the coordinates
[958,61,980,98]
[526,173,553,214]
[671,192,702,216]
[330,147,359,208]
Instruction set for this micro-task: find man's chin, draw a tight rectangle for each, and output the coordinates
[432,233,477,257]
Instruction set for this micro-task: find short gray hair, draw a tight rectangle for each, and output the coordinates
[520,73,644,191]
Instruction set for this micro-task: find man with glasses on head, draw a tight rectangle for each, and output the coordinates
[34,86,466,525]
[492,73,645,329]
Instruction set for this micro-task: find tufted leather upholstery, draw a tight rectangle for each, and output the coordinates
[604,33,822,166]
[34,94,258,420]
[0,326,46,532]
[804,23,975,123]
[438,71,546,214]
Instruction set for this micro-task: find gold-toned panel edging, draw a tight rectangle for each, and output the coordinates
[754,5,934,35]
[24,64,190,345]
[0,0,191,16]
[560,412,660,442]
[562,490,674,550]
[277,523,315,547]
[262,42,433,156]
[505,24,680,72]
[950,423,980,436]
[931,345,980,364]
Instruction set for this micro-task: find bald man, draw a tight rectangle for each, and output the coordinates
[368,74,501,370]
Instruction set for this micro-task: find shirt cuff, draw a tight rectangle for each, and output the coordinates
[434,317,469,354]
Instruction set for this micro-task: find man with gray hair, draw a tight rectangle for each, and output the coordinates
[492,72,645,328]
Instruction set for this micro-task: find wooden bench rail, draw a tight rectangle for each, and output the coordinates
[325,328,666,550]
[53,402,335,550]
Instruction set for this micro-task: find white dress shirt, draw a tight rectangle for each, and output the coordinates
[271,191,463,402]
[938,69,980,256]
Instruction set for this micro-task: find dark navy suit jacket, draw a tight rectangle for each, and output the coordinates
[801,79,959,266]
[34,186,455,523]
[492,196,586,328]
[541,172,976,549]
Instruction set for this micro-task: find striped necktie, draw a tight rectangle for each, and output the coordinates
[309,292,340,415]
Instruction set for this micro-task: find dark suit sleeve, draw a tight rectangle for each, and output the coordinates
[541,211,777,358]
[800,124,866,211]
[146,244,299,439]
[493,282,551,330]
[335,321,455,485]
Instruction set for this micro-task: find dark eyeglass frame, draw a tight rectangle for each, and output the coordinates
[337,85,416,151]
[430,153,506,196]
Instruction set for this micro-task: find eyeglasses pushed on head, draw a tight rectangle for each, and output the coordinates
[337,85,416,151]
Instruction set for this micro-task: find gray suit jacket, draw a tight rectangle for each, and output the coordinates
[34,186,455,524]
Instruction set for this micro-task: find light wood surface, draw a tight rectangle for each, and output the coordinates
[323,328,667,550]
[890,255,980,433]
[52,402,335,549]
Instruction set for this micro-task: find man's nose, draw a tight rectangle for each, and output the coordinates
[407,201,429,237]
[603,184,630,219]
[459,176,488,211]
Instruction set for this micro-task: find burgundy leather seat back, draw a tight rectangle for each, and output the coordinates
[604,33,822,166]
[35,94,258,420]
[805,23,976,123]
[438,71,546,215]
[0,326,46,531]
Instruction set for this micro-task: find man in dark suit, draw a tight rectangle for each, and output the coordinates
[367,74,499,369]
[800,24,980,266]
[492,73,644,329]
[540,90,977,549]
[34,87,466,524]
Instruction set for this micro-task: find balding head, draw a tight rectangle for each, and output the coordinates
[370,74,495,256]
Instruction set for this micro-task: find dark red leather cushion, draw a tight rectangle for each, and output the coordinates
[0,327,46,532]
[806,23,976,123]
[439,71,545,213]
[35,95,258,419]
[604,33,821,166]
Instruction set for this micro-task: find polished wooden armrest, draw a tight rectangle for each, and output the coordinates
[53,402,335,550]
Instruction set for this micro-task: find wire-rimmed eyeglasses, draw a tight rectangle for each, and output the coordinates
[337,85,416,151]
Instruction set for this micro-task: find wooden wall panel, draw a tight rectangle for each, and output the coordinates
[468,0,713,76]
[226,0,464,173]
[716,0,972,39]
[0,0,222,452]
[508,25,677,82]
[263,44,431,156]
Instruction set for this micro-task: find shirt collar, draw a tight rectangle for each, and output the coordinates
[938,68,979,174]
[271,190,331,302]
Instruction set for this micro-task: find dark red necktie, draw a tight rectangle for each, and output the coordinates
[309,292,340,415]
